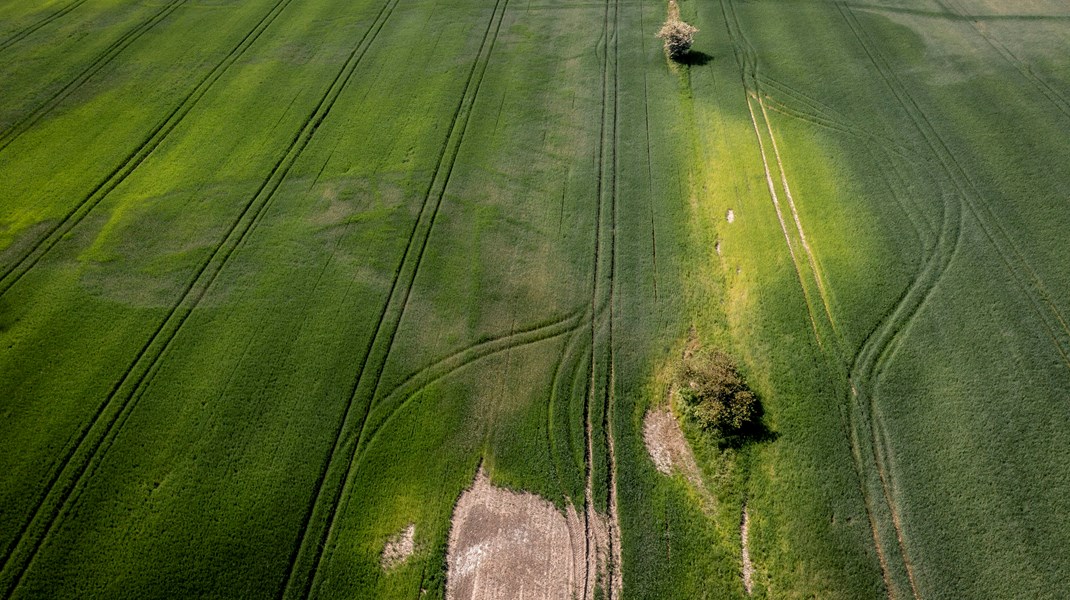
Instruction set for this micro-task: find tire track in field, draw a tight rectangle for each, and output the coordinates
[363,309,587,442]
[756,75,917,163]
[639,0,659,302]
[276,1,512,596]
[754,83,939,246]
[580,0,621,593]
[720,0,836,352]
[754,73,942,242]
[0,0,298,299]
[729,4,1070,598]
[0,1,400,594]
[606,0,623,592]
[719,1,937,595]
[934,0,1070,122]
[759,95,841,343]
[354,311,588,476]
[760,89,935,248]
[835,9,1070,590]
[743,92,828,348]
[0,0,296,563]
[0,0,89,53]
[546,311,595,500]
[0,0,186,154]
[843,164,961,600]
[836,3,1070,597]
[837,3,1070,368]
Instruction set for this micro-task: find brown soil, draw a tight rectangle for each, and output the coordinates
[643,409,705,488]
[446,467,585,600]
[741,504,754,595]
[381,524,416,570]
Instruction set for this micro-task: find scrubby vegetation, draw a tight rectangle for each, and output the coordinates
[674,348,758,441]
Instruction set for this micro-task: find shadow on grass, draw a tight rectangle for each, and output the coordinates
[675,50,713,67]
[718,400,779,450]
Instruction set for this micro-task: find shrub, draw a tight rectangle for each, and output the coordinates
[674,349,757,437]
[657,1,698,59]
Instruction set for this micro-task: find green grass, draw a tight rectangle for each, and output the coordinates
[2,0,1070,597]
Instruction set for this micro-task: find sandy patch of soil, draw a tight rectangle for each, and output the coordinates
[643,409,705,489]
[446,467,585,600]
[741,503,754,594]
[381,524,416,570]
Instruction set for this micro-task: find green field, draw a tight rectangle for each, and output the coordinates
[2,0,1070,597]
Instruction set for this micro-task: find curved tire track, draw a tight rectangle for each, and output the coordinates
[356,312,586,476]
[546,312,595,501]
[0,0,399,594]
[720,1,941,596]
[836,3,1070,597]
[363,309,587,444]
[276,0,513,596]
[838,3,1070,367]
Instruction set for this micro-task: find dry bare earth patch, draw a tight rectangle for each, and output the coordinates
[381,524,416,570]
[446,467,586,600]
[642,409,706,493]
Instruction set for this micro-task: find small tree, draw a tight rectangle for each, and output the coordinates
[657,0,698,59]
[674,349,757,438]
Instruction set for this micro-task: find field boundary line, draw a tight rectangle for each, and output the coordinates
[0,0,399,593]
[276,0,513,596]
[0,0,89,53]
[0,0,299,299]
[0,0,186,154]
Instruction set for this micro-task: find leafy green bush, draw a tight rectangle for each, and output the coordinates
[674,349,757,436]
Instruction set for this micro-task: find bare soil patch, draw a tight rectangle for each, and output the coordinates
[381,523,416,570]
[446,467,584,600]
[643,409,704,488]
[741,503,754,594]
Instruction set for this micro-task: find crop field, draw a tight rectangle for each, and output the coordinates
[2,0,1069,598]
